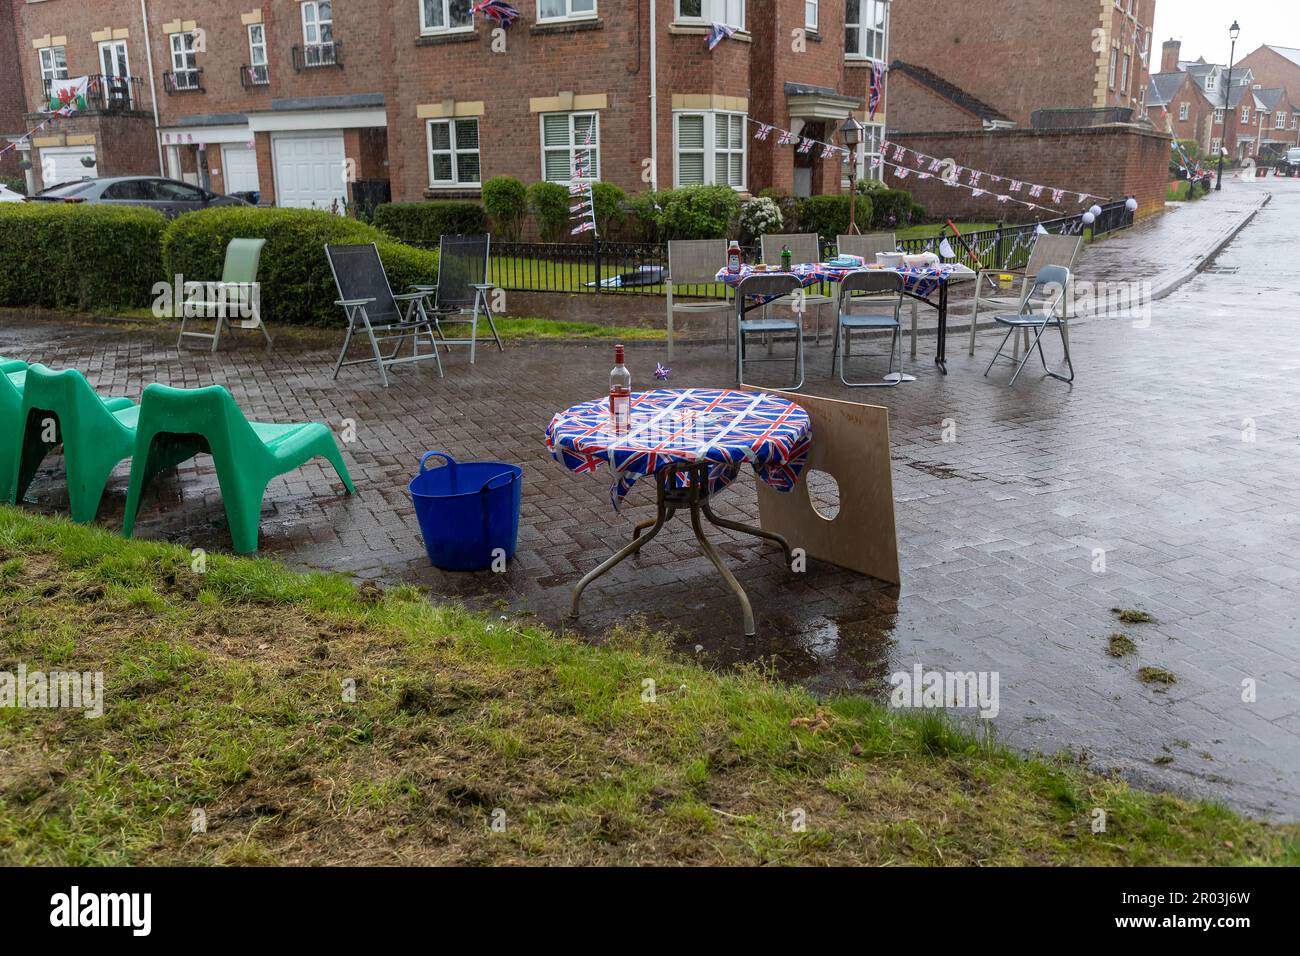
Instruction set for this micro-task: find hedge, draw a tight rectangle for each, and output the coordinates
[371,201,487,249]
[162,207,438,326]
[0,204,166,311]
[797,194,874,242]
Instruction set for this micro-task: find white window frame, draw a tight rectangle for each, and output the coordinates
[1121,52,1131,93]
[540,111,600,183]
[536,0,597,23]
[1214,108,1224,124]
[98,39,130,78]
[39,46,69,85]
[1108,48,1118,90]
[805,0,818,32]
[849,121,884,184]
[1276,111,1287,130]
[426,116,481,188]
[301,1,334,47]
[674,1,744,30]
[672,110,747,189]
[247,23,269,84]
[169,32,199,90]
[845,0,886,61]
[1241,106,1250,123]
[1178,102,1189,122]
[421,0,475,34]
[1205,73,1217,91]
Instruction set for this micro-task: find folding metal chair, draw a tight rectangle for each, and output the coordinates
[735,273,804,391]
[833,270,905,387]
[984,264,1074,386]
[761,233,832,343]
[413,234,502,365]
[968,232,1082,357]
[838,232,921,355]
[325,243,443,388]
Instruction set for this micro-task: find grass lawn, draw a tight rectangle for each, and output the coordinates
[0,507,1294,866]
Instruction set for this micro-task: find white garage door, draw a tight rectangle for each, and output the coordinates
[222,144,260,195]
[40,146,97,188]
[272,132,346,210]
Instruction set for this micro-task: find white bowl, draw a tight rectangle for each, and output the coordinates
[876,252,905,268]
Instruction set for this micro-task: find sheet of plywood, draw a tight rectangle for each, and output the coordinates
[747,388,900,585]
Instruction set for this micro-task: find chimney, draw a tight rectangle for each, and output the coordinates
[1162,39,1181,74]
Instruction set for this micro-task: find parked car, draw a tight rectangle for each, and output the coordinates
[1279,148,1300,177]
[27,176,250,218]
[0,184,25,203]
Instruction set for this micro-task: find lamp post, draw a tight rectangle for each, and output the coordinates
[841,117,864,234]
[1216,20,1241,191]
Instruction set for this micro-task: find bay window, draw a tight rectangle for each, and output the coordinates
[846,0,886,61]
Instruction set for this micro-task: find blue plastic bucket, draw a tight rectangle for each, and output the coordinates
[408,451,523,572]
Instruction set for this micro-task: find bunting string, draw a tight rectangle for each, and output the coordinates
[0,117,58,159]
[568,125,598,238]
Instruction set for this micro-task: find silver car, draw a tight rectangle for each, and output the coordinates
[28,176,250,218]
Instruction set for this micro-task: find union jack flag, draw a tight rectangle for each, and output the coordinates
[797,137,815,154]
[707,22,737,50]
[754,123,774,141]
[1028,184,1044,198]
[1050,188,1065,204]
[777,129,797,146]
[472,0,519,26]
[869,60,885,119]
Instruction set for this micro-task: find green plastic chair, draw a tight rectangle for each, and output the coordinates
[177,238,271,351]
[122,383,355,554]
[0,360,30,504]
[10,364,145,522]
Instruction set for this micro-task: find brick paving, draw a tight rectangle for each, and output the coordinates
[2,179,1296,818]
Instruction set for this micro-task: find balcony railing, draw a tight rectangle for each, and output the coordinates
[163,68,204,95]
[240,63,270,89]
[42,74,147,113]
[292,40,342,71]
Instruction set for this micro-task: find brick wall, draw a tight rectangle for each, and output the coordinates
[1235,46,1300,101]
[0,0,24,178]
[886,71,986,133]
[891,125,1170,223]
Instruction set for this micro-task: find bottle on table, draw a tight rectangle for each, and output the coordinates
[609,344,631,431]
[727,239,742,274]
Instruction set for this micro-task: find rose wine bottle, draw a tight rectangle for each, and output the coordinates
[609,344,631,430]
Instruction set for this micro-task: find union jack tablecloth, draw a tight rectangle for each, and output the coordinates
[716,261,963,301]
[547,388,812,510]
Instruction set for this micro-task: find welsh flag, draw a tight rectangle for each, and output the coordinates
[47,76,89,116]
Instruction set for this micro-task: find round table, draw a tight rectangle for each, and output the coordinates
[547,387,812,636]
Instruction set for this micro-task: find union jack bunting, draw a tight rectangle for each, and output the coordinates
[777,129,797,145]
[754,123,774,141]
[1051,188,1065,204]
[1077,192,1089,204]
[968,170,982,187]
[971,187,985,198]
[892,144,906,161]
[707,22,738,50]
[893,166,910,179]
[547,389,812,509]
[1028,184,1044,198]
[916,171,932,179]
[797,137,815,154]
[471,0,520,26]
[1010,179,1023,191]
[571,221,596,235]
[996,194,1011,203]
[929,158,943,172]
[820,143,840,159]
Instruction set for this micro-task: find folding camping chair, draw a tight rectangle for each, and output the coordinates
[833,270,906,387]
[177,238,271,352]
[984,264,1074,386]
[736,273,805,391]
[412,234,502,365]
[325,243,443,388]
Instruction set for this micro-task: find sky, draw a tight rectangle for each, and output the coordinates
[1152,0,1300,66]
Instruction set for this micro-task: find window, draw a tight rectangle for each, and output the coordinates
[1178,102,1189,121]
[422,0,473,33]
[99,39,130,78]
[247,23,269,84]
[1108,48,1117,90]
[169,33,199,90]
[1205,73,1217,91]
[1211,137,1222,154]
[849,121,884,183]
[805,0,818,31]
[1214,108,1224,124]
[39,46,68,85]
[1121,53,1131,93]
[1276,111,1287,130]
[302,1,334,61]
[427,117,481,186]
[673,111,745,188]
[675,1,744,30]
[538,0,595,21]
[1292,113,1299,129]
[541,111,599,182]
[1241,106,1250,123]
[846,0,886,60]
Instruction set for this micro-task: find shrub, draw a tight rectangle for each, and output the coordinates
[481,176,527,240]
[527,181,571,241]
[868,188,918,229]
[0,175,26,196]
[162,207,438,326]
[591,181,627,237]
[371,201,486,248]
[738,197,783,242]
[623,190,666,242]
[797,194,873,242]
[657,185,740,240]
[0,203,166,311]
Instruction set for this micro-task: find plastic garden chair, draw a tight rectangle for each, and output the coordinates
[0,359,30,504]
[122,383,355,554]
[10,364,142,522]
[177,238,271,351]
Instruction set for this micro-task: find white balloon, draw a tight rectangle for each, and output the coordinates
[1082,212,1096,225]
[1089,204,1103,217]
[1125,197,1138,213]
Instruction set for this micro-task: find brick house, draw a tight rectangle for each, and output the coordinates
[0,0,23,180]
[1234,44,1300,103]
[889,0,1156,129]
[1145,68,1215,155]
[6,1,892,206]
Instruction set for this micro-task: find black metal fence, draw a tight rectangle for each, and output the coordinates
[487,200,1134,297]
